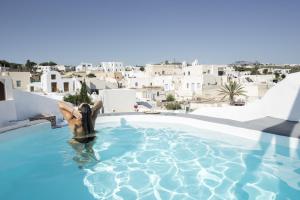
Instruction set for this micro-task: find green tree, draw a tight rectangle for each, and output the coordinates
[289,67,300,74]
[87,73,96,78]
[39,61,57,66]
[274,72,280,79]
[166,94,175,102]
[78,80,91,104]
[219,81,246,105]
[63,80,91,105]
[25,59,37,71]
[263,68,268,74]
[250,66,260,75]
[140,66,145,71]
[165,102,181,110]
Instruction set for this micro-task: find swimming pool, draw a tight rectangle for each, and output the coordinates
[0,116,300,199]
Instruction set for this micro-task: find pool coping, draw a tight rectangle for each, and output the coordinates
[97,112,300,150]
[99,112,300,138]
[0,119,51,134]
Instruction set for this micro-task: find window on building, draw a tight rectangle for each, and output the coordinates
[30,86,34,92]
[51,74,56,80]
[16,80,21,87]
[135,82,138,87]
[188,71,190,75]
[197,83,201,88]
[162,71,165,75]
[157,91,159,96]
[186,83,189,88]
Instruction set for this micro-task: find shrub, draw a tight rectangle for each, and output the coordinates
[63,81,91,105]
[165,102,181,110]
[87,73,96,78]
[166,94,175,102]
[63,94,79,105]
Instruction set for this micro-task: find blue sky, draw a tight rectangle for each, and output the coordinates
[0,0,299,65]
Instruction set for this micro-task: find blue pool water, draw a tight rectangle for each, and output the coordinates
[0,119,300,200]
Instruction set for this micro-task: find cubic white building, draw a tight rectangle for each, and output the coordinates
[40,71,80,93]
[100,62,124,72]
[76,63,94,72]
[177,60,204,99]
[36,65,56,73]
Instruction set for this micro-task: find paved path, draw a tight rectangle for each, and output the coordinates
[100,112,300,139]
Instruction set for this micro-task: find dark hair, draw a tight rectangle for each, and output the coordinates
[79,103,93,134]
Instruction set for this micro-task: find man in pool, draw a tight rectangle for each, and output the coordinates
[58,101,103,144]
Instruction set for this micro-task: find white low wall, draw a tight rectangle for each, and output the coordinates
[0,100,17,126]
[259,72,300,121]
[99,89,136,113]
[13,89,63,122]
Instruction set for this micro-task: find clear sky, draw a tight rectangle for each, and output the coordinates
[1,0,299,65]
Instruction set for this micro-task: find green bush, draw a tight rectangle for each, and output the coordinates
[87,73,96,78]
[63,94,79,105]
[165,102,181,110]
[63,81,91,105]
[166,94,175,102]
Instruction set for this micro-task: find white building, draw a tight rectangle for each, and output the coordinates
[0,66,9,72]
[40,71,80,93]
[56,65,74,72]
[36,65,57,73]
[177,61,204,99]
[1,72,31,91]
[100,62,124,72]
[145,61,182,76]
[76,63,94,72]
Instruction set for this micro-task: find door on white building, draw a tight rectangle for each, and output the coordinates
[51,82,57,92]
[0,81,5,101]
[64,82,69,92]
[191,83,195,91]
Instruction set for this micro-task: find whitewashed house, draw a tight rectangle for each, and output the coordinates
[177,60,204,99]
[1,72,31,91]
[36,65,57,73]
[100,62,124,72]
[76,63,94,72]
[126,72,150,89]
[40,71,79,93]
[145,61,182,76]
